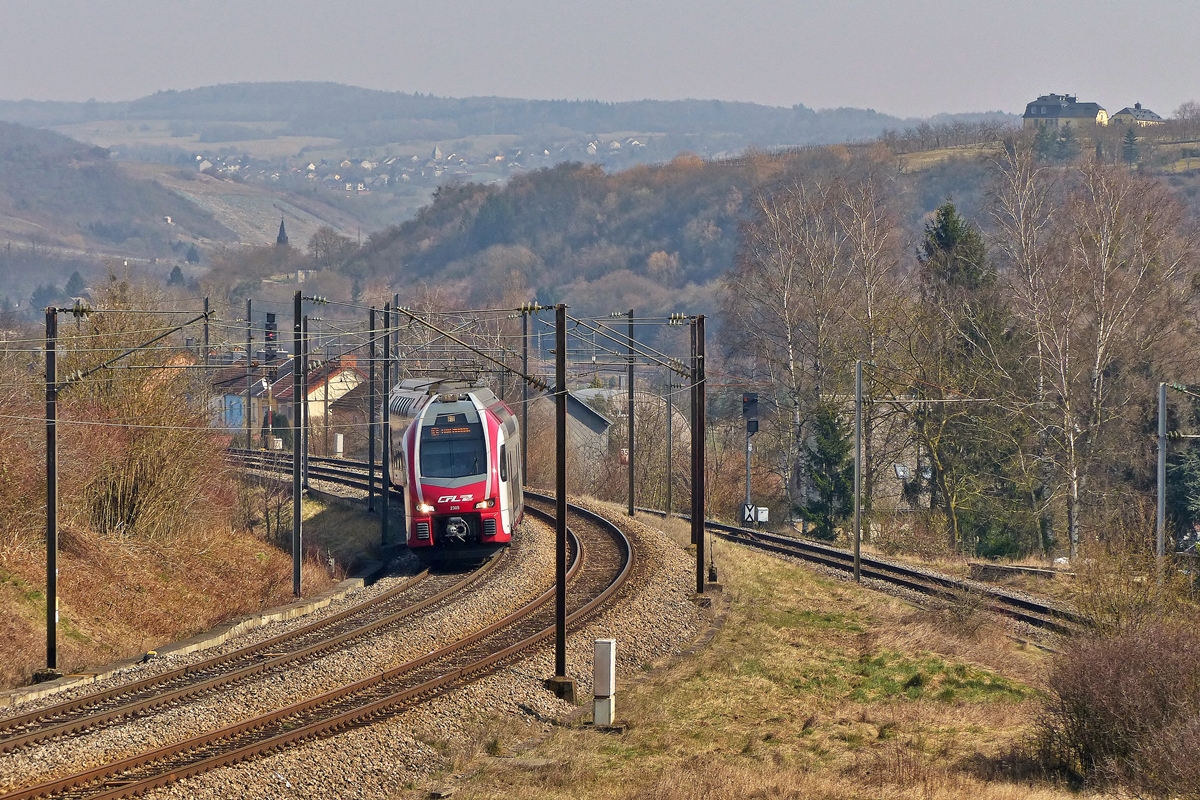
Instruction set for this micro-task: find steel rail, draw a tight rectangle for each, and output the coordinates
[666,510,1082,634]
[229,448,1077,631]
[5,501,631,800]
[0,559,511,755]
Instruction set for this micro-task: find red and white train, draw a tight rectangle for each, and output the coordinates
[389,378,523,557]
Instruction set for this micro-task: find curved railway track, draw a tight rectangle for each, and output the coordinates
[232,448,1082,634]
[3,467,632,800]
[687,514,1083,635]
[0,561,501,756]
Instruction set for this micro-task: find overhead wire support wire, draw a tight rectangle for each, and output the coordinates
[390,305,550,390]
[567,313,690,377]
[55,309,213,391]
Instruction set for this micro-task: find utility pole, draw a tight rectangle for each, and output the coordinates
[627,309,635,516]
[381,303,391,546]
[301,316,309,488]
[39,303,210,678]
[543,302,574,702]
[292,291,303,597]
[664,312,687,518]
[202,296,209,368]
[323,338,331,457]
[263,382,272,450]
[690,322,697,545]
[368,307,376,512]
[665,372,673,517]
[692,315,707,593]
[854,360,863,582]
[393,292,400,366]
[555,303,567,675]
[245,299,252,449]
[522,310,529,486]
[1158,381,1167,568]
[43,307,61,678]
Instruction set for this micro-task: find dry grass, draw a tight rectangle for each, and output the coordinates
[0,502,340,689]
[897,143,1005,173]
[405,510,1105,800]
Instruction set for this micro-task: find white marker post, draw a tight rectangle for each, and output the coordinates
[594,639,616,726]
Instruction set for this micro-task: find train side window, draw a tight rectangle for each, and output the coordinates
[499,444,508,481]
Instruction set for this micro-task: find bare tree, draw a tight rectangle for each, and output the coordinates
[724,180,856,509]
[989,142,1060,552]
[307,226,357,271]
[838,175,908,524]
[996,153,1197,557]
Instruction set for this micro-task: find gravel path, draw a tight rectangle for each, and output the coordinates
[135,506,706,800]
[1,501,707,800]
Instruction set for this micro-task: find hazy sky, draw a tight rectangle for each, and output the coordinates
[1,0,1196,118]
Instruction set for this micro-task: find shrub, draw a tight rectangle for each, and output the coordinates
[1039,622,1200,796]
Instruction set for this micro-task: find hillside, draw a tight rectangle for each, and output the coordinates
[0,121,369,314]
[0,82,1019,152]
[0,84,1018,249]
[0,121,233,253]
[340,146,997,321]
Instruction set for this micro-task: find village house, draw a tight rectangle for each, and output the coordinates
[1111,102,1164,126]
[211,353,364,453]
[1022,94,1108,129]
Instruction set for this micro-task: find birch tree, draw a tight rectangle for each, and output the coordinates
[989,142,1060,552]
[996,153,1197,557]
[725,180,855,510]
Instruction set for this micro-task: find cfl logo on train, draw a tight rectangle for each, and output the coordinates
[437,494,474,503]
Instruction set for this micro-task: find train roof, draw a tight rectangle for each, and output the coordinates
[390,377,501,416]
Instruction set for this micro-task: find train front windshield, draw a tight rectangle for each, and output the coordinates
[420,423,487,480]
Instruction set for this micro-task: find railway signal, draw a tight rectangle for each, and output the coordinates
[742,392,758,421]
[743,392,758,529]
[265,312,278,362]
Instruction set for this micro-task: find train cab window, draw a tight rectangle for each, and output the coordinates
[499,444,508,481]
[420,422,487,479]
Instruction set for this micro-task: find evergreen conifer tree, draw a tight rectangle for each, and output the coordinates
[1055,123,1081,161]
[1122,127,1139,164]
[802,403,853,541]
[918,202,993,300]
[1034,125,1058,161]
[65,270,85,296]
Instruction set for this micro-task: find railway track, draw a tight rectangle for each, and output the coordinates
[0,561,504,757]
[3,465,632,800]
[227,448,392,498]
[232,448,1082,634]
[697,517,1084,634]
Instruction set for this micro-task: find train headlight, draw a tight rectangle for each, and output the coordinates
[416,502,435,514]
[474,498,496,509]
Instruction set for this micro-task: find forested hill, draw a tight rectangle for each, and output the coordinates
[0,82,1018,150]
[0,121,231,252]
[345,147,993,320]
[120,83,915,146]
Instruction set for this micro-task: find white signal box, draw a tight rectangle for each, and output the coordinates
[594,639,616,726]
[756,507,769,523]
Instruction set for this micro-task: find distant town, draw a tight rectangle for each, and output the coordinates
[190,137,653,196]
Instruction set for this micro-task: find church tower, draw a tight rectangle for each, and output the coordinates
[276,217,289,246]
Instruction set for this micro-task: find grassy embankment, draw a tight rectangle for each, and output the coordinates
[0,493,379,690]
[411,512,1086,800]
